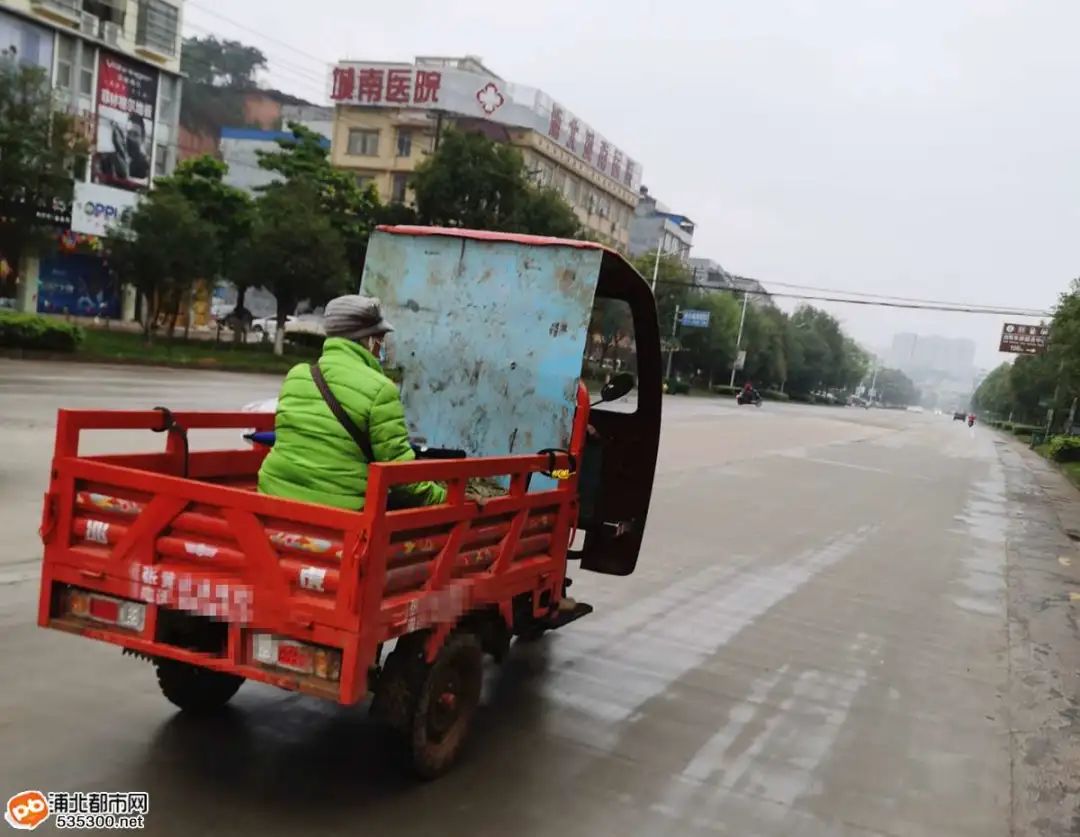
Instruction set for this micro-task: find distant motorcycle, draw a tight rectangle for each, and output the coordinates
[735,390,763,407]
[967,415,976,427]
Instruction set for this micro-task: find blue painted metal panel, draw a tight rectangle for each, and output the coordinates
[362,231,602,481]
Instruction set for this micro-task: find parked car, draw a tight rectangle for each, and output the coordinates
[953,411,967,421]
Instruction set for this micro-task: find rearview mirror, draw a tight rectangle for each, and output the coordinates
[600,372,635,403]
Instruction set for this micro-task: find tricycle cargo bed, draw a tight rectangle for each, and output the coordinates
[38,408,583,705]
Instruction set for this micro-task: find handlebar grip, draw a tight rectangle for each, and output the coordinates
[411,445,467,460]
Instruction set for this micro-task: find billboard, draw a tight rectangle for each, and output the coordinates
[92,52,157,192]
[36,253,120,319]
[999,323,1050,355]
[71,182,139,237]
[330,62,642,191]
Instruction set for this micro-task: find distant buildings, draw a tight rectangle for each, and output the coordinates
[628,187,694,262]
[328,55,641,250]
[689,258,773,307]
[888,333,976,379]
[887,333,978,409]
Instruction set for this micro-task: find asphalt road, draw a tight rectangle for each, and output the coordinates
[1,360,1079,836]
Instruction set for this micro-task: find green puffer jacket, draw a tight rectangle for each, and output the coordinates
[257,337,446,510]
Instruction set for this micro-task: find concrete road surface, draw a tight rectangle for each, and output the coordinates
[1,360,1079,836]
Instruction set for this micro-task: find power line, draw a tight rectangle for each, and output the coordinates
[182,20,329,92]
[654,278,1053,317]
[183,1,331,71]
[735,276,1047,313]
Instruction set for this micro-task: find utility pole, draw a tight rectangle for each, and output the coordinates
[728,291,749,387]
[650,245,663,293]
[665,305,681,380]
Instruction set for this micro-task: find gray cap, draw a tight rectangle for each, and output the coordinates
[323,294,395,340]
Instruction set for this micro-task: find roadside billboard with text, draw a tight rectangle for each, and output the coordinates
[999,323,1050,354]
[330,62,641,190]
[71,182,140,237]
[92,52,157,192]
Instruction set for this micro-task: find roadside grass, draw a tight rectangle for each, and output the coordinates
[1031,440,1080,491]
[78,329,316,374]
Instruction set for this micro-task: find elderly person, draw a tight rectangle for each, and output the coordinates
[258,295,446,510]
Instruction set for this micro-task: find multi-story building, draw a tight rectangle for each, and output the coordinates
[1,0,184,318]
[689,258,773,307]
[887,333,976,379]
[327,55,641,250]
[628,186,695,262]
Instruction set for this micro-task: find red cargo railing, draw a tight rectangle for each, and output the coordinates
[38,403,584,705]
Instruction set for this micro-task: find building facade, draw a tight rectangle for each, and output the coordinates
[1,0,184,317]
[328,56,641,250]
[628,186,695,262]
[689,258,772,307]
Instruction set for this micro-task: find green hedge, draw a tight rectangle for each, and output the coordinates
[0,312,83,352]
[665,378,690,395]
[761,389,790,402]
[1048,435,1080,462]
[1012,423,1041,436]
[712,385,740,396]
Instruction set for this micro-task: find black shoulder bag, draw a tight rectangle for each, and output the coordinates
[309,364,376,463]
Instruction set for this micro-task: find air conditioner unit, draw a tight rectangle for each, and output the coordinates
[101,21,122,46]
[80,12,100,36]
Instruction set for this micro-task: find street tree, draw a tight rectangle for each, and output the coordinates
[677,290,742,386]
[0,58,88,298]
[235,181,349,355]
[875,368,919,407]
[412,129,581,237]
[108,191,219,344]
[155,156,254,335]
[741,305,789,389]
[257,122,380,282]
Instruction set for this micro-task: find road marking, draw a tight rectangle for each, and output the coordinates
[1059,556,1072,568]
[780,452,933,480]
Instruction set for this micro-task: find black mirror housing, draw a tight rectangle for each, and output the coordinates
[601,372,635,403]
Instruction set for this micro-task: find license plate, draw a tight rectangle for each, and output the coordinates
[275,641,314,674]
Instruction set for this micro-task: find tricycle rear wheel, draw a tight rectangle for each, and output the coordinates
[155,659,244,713]
[409,633,483,779]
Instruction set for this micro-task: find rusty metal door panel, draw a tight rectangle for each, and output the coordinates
[362,231,601,465]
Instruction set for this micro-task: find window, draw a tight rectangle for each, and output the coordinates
[83,0,127,25]
[567,177,580,204]
[56,35,75,91]
[355,174,375,189]
[137,0,179,57]
[78,42,95,97]
[584,297,637,397]
[396,129,412,157]
[347,128,379,157]
[158,74,178,124]
[391,173,409,203]
[154,142,170,176]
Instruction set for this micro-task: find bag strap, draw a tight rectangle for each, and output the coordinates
[310,364,376,463]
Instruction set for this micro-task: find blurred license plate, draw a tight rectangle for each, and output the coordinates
[276,641,314,674]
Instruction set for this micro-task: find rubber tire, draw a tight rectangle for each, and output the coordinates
[409,633,483,779]
[155,659,244,713]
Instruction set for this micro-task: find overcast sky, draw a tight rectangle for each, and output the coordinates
[184,0,1078,368]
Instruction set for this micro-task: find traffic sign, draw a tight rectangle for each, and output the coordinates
[680,309,710,328]
[1000,323,1050,354]
[734,350,747,371]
